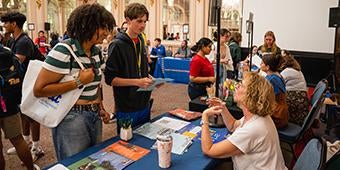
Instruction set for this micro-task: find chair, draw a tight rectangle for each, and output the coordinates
[310,79,328,106]
[293,137,327,170]
[278,80,327,158]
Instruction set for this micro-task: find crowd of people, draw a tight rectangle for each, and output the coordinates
[0,2,312,170]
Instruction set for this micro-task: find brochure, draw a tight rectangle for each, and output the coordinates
[168,108,202,121]
[134,122,175,140]
[137,78,173,92]
[67,149,133,170]
[48,164,69,170]
[107,140,150,161]
[178,122,228,143]
[67,141,150,170]
[152,117,190,131]
[151,133,193,155]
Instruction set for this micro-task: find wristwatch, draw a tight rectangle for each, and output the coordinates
[74,77,84,89]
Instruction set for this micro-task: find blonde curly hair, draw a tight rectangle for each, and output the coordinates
[241,72,276,116]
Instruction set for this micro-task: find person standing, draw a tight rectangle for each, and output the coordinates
[34,30,49,56]
[0,45,39,170]
[188,38,215,100]
[1,11,45,162]
[104,3,153,132]
[33,4,114,160]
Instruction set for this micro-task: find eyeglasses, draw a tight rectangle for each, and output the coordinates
[89,57,100,75]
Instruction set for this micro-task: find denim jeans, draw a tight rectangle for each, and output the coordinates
[52,109,102,161]
[116,106,150,133]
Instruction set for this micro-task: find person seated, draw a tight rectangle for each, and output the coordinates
[188,38,215,100]
[258,31,281,56]
[201,72,287,170]
[174,40,191,58]
[150,38,166,57]
[260,54,289,129]
[279,53,309,126]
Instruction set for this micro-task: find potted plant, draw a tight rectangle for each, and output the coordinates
[118,118,133,141]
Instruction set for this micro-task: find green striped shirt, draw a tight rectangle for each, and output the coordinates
[43,39,103,100]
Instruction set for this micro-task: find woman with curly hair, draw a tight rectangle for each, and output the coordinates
[33,3,116,160]
[201,72,287,170]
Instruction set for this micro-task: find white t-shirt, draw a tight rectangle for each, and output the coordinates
[228,115,287,170]
[280,67,307,91]
[208,42,234,71]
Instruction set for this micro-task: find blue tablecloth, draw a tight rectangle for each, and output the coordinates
[153,57,191,84]
[46,114,229,170]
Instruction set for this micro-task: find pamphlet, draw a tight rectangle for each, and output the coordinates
[107,140,150,161]
[67,149,133,170]
[137,78,173,92]
[67,141,150,170]
[177,123,201,139]
[134,122,174,140]
[168,108,202,121]
[152,133,193,155]
[153,117,190,131]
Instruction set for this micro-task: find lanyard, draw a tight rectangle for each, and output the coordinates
[127,33,142,77]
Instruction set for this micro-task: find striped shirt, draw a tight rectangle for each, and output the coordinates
[43,39,103,100]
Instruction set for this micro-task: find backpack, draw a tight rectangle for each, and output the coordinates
[0,46,24,105]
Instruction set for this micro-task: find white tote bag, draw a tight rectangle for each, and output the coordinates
[21,43,85,128]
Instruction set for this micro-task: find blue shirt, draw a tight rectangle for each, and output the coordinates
[150,44,166,57]
[266,74,286,95]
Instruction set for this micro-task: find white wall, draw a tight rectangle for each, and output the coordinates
[241,0,338,53]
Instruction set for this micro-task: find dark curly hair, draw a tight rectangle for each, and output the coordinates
[66,3,116,44]
[1,12,26,29]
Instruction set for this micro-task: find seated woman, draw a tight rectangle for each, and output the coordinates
[174,40,191,58]
[201,72,287,170]
[280,53,309,126]
[188,37,215,100]
[258,31,281,56]
[260,54,289,129]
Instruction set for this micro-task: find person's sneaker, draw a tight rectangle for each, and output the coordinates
[33,163,40,170]
[7,141,32,155]
[31,146,45,162]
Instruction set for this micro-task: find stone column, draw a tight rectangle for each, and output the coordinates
[57,0,66,36]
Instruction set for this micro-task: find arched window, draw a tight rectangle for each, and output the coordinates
[162,0,190,41]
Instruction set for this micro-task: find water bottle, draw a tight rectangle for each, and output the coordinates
[157,129,173,168]
[238,62,243,80]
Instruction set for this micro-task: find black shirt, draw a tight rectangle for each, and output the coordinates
[104,32,151,112]
[11,33,35,69]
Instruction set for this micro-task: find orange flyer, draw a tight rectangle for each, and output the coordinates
[168,108,202,120]
[104,140,150,161]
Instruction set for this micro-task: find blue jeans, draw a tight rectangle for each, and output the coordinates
[116,106,150,133]
[52,109,102,161]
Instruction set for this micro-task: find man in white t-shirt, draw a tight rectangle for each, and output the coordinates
[201,72,287,170]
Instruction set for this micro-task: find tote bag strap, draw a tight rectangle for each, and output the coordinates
[57,43,85,70]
